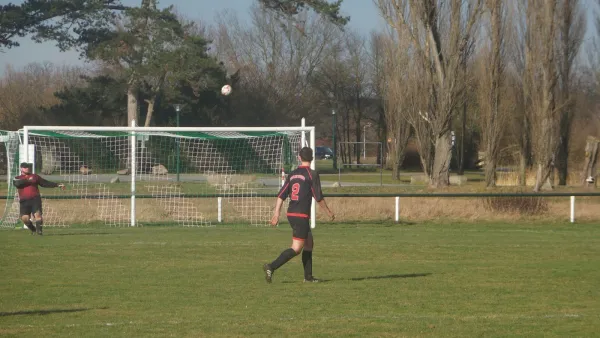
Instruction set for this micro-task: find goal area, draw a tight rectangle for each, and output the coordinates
[0,121,316,228]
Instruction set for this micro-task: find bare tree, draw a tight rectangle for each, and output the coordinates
[554,0,586,185]
[312,36,348,165]
[523,0,559,191]
[0,62,86,130]
[376,0,483,188]
[368,31,388,167]
[504,0,532,186]
[375,31,411,180]
[212,5,341,123]
[477,0,508,187]
[345,32,369,164]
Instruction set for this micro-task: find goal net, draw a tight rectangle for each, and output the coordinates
[0,131,21,227]
[0,124,315,228]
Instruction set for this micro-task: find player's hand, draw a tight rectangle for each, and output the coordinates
[58,183,66,190]
[328,212,335,222]
[270,213,279,227]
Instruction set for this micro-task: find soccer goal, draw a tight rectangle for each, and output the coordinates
[0,121,316,228]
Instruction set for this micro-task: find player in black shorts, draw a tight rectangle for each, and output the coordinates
[263,147,334,283]
[13,162,65,235]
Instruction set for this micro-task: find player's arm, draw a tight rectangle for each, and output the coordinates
[36,175,65,189]
[271,177,291,226]
[12,177,31,189]
[317,199,334,221]
[312,172,334,221]
[270,197,285,226]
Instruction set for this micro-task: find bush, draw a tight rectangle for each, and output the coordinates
[483,195,548,215]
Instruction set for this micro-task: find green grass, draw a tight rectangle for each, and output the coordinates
[1,222,599,337]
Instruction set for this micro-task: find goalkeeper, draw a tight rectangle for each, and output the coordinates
[13,162,65,235]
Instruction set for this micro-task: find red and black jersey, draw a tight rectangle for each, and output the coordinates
[13,174,58,201]
[277,166,324,218]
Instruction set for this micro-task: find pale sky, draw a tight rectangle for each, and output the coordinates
[0,0,385,74]
[0,0,598,75]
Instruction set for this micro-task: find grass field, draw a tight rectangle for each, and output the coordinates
[1,222,599,337]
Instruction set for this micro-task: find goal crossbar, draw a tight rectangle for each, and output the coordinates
[21,126,315,133]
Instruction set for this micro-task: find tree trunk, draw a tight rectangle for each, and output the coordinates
[378,107,386,166]
[458,103,466,175]
[556,117,572,186]
[431,131,452,187]
[518,113,532,186]
[389,129,410,181]
[355,117,361,165]
[484,156,497,187]
[127,85,138,126]
[144,99,155,127]
[390,138,402,180]
[534,118,556,191]
[555,0,583,185]
[534,164,546,191]
[581,136,599,187]
[533,1,558,192]
[519,151,528,186]
[392,158,400,180]
[533,161,553,192]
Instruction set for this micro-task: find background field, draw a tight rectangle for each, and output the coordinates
[1,222,599,337]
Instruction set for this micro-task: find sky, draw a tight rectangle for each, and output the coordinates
[0,0,598,75]
[0,0,385,74]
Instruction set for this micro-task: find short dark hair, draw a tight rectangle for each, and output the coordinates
[20,162,32,169]
[299,147,313,162]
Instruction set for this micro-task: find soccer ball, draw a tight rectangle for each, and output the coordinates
[221,85,232,96]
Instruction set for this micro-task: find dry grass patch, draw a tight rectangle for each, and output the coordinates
[496,169,584,187]
[323,196,600,223]
[2,192,600,227]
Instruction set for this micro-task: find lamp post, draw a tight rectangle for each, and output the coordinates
[332,109,337,170]
[363,122,372,159]
[173,104,182,182]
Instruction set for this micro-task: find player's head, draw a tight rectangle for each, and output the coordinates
[299,147,313,163]
[20,162,32,174]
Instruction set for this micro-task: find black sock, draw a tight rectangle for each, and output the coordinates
[24,221,35,232]
[302,250,313,279]
[270,248,297,271]
[34,219,42,232]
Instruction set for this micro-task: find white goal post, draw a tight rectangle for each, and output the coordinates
[8,120,317,228]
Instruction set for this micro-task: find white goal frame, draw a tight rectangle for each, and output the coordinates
[21,120,317,228]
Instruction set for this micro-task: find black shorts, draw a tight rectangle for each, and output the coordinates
[288,216,311,240]
[19,196,43,217]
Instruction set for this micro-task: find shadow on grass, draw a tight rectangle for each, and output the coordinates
[0,307,105,317]
[45,232,112,237]
[349,273,431,281]
[281,273,431,284]
[325,220,417,227]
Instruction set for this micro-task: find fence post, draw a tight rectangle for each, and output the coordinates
[218,197,223,223]
[570,196,575,223]
[395,196,400,223]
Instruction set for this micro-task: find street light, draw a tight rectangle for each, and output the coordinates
[173,104,183,182]
[363,122,372,159]
[332,109,337,170]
